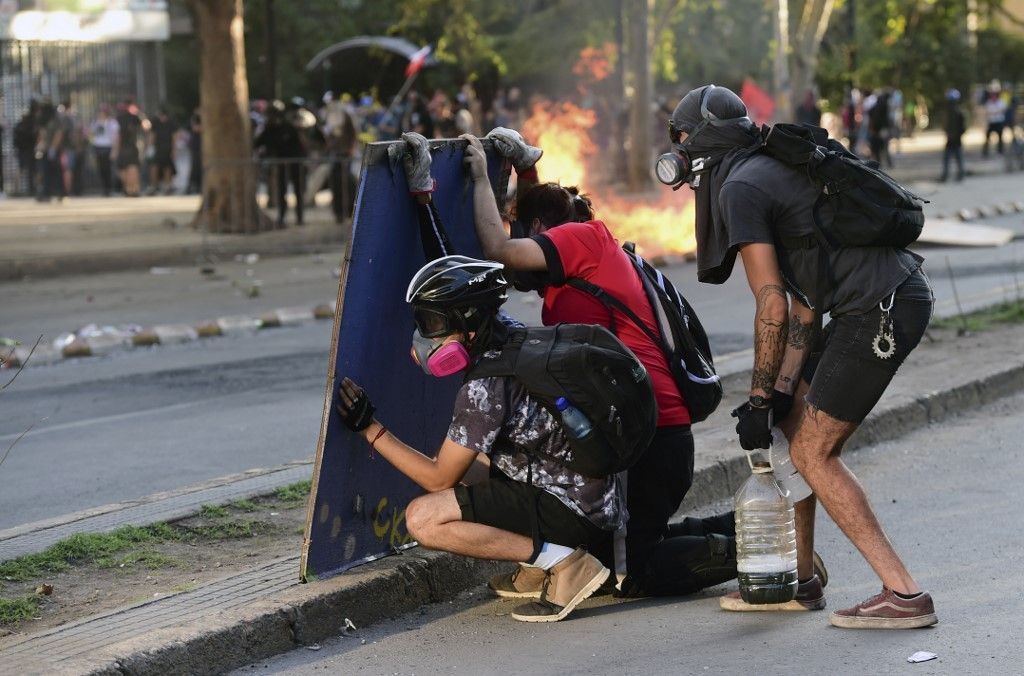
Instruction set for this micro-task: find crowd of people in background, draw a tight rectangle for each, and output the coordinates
[9,96,202,201]
[837,79,1021,180]
[0,79,1019,205]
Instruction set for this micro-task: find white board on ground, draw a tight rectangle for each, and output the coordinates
[917,218,1014,247]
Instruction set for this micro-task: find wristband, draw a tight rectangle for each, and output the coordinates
[370,425,388,450]
[517,166,539,183]
[409,178,437,196]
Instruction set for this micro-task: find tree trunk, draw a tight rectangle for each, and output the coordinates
[786,0,836,120]
[187,0,270,234]
[625,0,653,192]
[773,0,793,122]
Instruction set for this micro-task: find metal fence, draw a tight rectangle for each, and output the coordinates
[1,39,163,196]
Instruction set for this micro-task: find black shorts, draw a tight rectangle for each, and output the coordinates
[454,471,605,561]
[802,268,933,423]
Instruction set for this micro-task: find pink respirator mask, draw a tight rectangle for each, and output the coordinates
[410,329,470,377]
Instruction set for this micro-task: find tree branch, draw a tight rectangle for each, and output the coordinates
[1,334,42,393]
[0,418,45,470]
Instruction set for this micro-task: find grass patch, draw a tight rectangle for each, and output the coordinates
[0,519,271,584]
[932,300,1024,332]
[0,596,41,625]
[273,480,312,506]
[229,499,259,512]
[200,504,229,519]
[97,550,180,570]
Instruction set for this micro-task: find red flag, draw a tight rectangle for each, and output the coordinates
[405,45,432,78]
[740,78,775,126]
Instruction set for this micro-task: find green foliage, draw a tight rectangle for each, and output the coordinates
[200,504,229,519]
[229,499,260,512]
[274,480,313,506]
[931,300,1024,332]
[0,517,272,584]
[0,597,40,626]
[817,0,1022,118]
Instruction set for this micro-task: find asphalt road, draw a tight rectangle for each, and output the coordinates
[0,207,1021,530]
[236,391,1024,676]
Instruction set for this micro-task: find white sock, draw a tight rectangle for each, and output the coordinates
[531,542,575,570]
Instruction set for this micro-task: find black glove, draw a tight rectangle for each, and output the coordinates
[731,401,773,451]
[772,389,795,424]
[336,383,376,432]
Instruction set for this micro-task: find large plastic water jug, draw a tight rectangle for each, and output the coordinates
[734,460,798,604]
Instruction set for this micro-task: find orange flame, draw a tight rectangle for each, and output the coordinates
[521,100,696,258]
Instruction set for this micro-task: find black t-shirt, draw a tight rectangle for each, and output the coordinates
[718,154,922,315]
[151,117,177,153]
[116,112,142,150]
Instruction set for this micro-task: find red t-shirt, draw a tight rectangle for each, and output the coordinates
[534,220,691,426]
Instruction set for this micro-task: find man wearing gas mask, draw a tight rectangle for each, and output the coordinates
[336,254,618,624]
[657,84,936,629]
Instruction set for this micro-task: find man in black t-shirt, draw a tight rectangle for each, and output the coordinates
[147,108,177,195]
[664,85,937,629]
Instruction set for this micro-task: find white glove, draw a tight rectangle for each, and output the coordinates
[394,132,435,194]
[486,127,543,172]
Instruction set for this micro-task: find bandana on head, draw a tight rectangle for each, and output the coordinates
[671,85,763,284]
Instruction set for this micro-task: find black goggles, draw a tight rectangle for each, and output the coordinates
[413,307,453,339]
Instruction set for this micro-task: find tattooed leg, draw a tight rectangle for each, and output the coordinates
[789,402,920,595]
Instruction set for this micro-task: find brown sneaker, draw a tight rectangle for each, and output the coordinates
[830,588,938,629]
[488,564,545,599]
[720,573,826,611]
[510,549,610,623]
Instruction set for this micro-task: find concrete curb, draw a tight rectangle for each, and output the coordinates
[89,552,503,676]
[1,301,337,369]
[935,199,1024,222]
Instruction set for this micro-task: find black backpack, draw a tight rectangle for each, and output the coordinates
[466,323,657,478]
[567,244,722,423]
[760,122,926,249]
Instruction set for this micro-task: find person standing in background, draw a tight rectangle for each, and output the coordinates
[36,100,65,202]
[114,100,143,197]
[187,109,203,195]
[982,81,1007,157]
[90,105,118,196]
[14,101,39,196]
[795,91,822,127]
[940,89,965,183]
[147,107,177,195]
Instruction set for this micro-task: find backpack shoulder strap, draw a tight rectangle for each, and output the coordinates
[464,328,527,381]
[565,276,665,351]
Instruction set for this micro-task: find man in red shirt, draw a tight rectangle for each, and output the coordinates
[463,132,730,597]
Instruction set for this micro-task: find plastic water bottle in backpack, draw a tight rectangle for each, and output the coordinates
[555,397,593,440]
[734,459,798,604]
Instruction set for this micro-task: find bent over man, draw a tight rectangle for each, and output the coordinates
[664,84,937,629]
[336,256,617,623]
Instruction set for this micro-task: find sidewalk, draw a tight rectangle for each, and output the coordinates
[0,195,347,282]
[2,321,1023,674]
